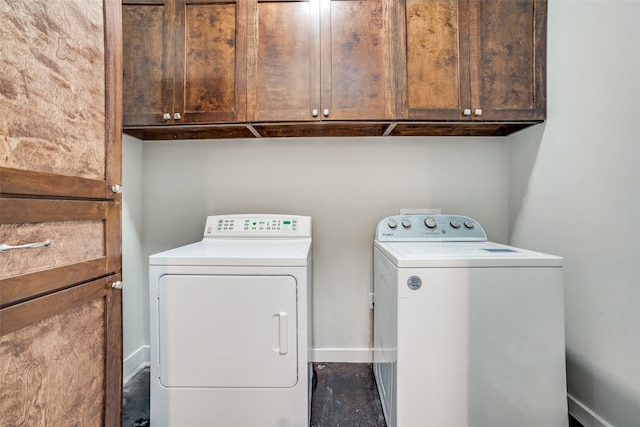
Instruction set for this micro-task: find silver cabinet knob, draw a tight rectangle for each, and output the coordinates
[463,109,471,116]
[323,109,329,117]
[474,109,482,116]
[163,113,171,121]
[174,112,181,120]
[312,109,319,117]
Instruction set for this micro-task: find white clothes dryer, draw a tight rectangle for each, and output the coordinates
[149,214,312,427]
[373,214,567,427]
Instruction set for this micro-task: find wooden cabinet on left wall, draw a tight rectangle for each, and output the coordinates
[123,0,248,127]
[0,1,123,426]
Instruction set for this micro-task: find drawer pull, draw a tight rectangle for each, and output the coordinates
[0,239,53,253]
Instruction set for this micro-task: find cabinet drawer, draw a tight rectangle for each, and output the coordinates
[0,199,119,307]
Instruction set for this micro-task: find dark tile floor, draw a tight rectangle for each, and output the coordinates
[123,363,583,427]
[311,363,386,427]
[123,363,385,427]
[122,367,150,427]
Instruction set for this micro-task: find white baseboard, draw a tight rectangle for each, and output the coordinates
[568,393,613,427]
[123,345,150,384]
[312,347,372,363]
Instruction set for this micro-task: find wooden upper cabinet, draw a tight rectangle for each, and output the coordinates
[402,0,469,120]
[400,0,546,122]
[122,0,547,138]
[323,0,395,120]
[247,0,396,122]
[469,0,546,121]
[247,0,317,121]
[122,0,169,126]
[123,0,247,127]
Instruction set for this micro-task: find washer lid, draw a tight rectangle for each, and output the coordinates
[375,240,562,268]
[149,238,312,267]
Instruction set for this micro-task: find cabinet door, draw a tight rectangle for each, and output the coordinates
[321,0,395,120]
[123,0,173,126]
[0,276,121,427]
[175,0,247,124]
[247,0,319,121]
[402,0,471,120]
[0,0,122,425]
[469,0,546,121]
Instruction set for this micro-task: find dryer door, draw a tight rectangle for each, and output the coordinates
[158,274,298,388]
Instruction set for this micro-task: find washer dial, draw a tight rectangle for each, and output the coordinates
[424,217,437,229]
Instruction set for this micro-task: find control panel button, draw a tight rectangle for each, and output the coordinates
[424,217,437,229]
[388,219,398,229]
[464,220,475,229]
[402,219,412,229]
[450,219,461,229]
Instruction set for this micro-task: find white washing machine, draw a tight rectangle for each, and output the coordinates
[149,214,312,427]
[373,214,568,427]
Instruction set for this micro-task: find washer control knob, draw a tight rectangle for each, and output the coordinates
[464,220,475,229]
[388,219,398,229]
[450,218,461,229]
[402,219,412,229]
[424,217,437,229]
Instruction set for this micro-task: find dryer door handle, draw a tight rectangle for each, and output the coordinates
[277,311,289,355]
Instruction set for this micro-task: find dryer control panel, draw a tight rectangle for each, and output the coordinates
[204,214,312,238]
[376,214,487,242]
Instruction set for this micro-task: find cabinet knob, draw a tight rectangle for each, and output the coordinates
[463,109,471,116]
[312,109,319,117]
[163,113,171,121]
[174,113,181,120]
[474,109,483,116]
[323,109,329,117]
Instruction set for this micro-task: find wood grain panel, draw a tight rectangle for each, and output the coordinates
[473,0,535,111]
[0,199,108,223]
[0,0,106,180]
[181,2,238,121]
[328,0,388,118]
[123,124,257,140]
[122,2,168,125]
[469,0,546,120]
[0,259,108,308]
[249,0,315,121]
[0,289,105,427]
[252,121,390,137]
[390,121,537,137]
[104,277,123,427]
[0,167,110,199]
[406,0,464,112]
